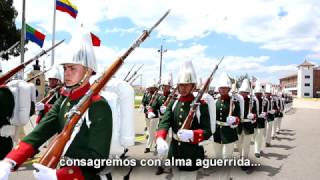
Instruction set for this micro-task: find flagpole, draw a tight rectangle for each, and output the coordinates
[51,0,56,67]
[20,0,26,79]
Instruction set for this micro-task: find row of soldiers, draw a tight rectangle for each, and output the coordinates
[0,30,292,180]
[141,61,289,179]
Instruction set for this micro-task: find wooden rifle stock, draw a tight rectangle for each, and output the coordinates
[163,87,177,107]
[181,56,224,129]
[40,85,62,104]
[0,40,64,85]
[39,10,170,168]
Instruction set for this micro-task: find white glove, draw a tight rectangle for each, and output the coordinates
[156,138,168,157]
[0,125,16,138]
[35,102,45,111]
[33,163,57,180]
[177,129,194,142]
[259,112,267,118]
[226,116,236,125]
[0,160,13,180]
[147,111,156,119]
[247,113,255,120]
[269,110,276,114]
[139,105,144,112]
[160,105,167,114]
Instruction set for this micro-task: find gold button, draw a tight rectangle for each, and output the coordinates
[66,102,71,107]
[220,113,222,115]
[178,142,181,146]
[220,118,222,120]
[180,108,183,112]
[179,115,183,118]
[220,108,223,110]
[179,122,182,125]
[199,134,202,137]
[198,139,201,141]
[68,168,74,174]
[74,179,78,180]
[222,100,224,102]
[181,103,184,106]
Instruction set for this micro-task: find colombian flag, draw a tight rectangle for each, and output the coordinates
[56,0,78,19]
[26,24,46,47]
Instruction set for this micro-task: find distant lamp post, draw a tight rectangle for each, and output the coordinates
[157,39,167,83]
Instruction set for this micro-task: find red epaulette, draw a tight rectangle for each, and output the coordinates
[91,94,102,103]
[200,99,207,105]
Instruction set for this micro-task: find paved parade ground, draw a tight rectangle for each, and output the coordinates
[8,98,320,180]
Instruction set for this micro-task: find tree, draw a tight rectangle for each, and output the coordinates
[0,0,21,60]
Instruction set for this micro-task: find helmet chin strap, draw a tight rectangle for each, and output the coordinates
[65,68,93,90]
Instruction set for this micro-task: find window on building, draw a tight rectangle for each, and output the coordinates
[305,75,310,79]
[304,93,310,96]
[305,83,310,87]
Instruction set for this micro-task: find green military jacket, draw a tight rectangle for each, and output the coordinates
[214,96,241,144]
[23,85,113,180]
[237,96,256,135]
[142,92,159,118]
[266,96,275,122]
[253,96,266,129]
[151,93,168,117]
[158,94,212,171]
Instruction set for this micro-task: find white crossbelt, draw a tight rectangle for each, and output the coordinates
[216,121,230,126]
[241,119,252,123]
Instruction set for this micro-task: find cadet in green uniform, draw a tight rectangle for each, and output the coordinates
[0,30,113,180]
[0,86,15,160]
[237,79,257,170]
[149,75,173,175]
[156,61,211,179]
[35,66,62,124]
[213,73,241,159]
[253,82,267,158]
[265,84,275,147]
[143,81,159,153]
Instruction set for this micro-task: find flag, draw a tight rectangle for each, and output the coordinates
[56,0,78,19]
[90,32,101,46]
[26,24,46,47]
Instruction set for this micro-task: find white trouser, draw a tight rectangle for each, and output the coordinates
[172,167,198,180]
[12,125,25,146]
[213,142,234,180]
[237,132,253,158]
[146,118,159,149]
[145,117,150,136]
[275,117,282,132]
[265,121,273,144]
[254,128,265,154]
[271,119,277,138]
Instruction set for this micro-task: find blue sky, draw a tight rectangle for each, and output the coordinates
[2,0,320,87]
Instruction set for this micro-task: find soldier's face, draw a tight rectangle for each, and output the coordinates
[218,87,230,96]
[48,78,59,88]
[178,84,194,96]
[63,64,86,86]
[162,85,171,93]
[240,92,249,97]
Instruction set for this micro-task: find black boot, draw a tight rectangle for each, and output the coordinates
[144,148,150,153]
[155,166,164,175]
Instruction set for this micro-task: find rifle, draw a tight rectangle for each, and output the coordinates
[123,64,136,81]
[162,87,177,107]
[40,85,63,104]
[126,64,143,82]
[39,10,170,168]
[129,74,141,85]
[228,80,237,116]
[0,40,64,85]
[181,56,224,129]
[26,67,52,82]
